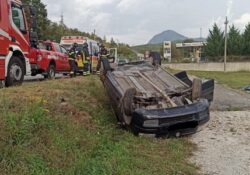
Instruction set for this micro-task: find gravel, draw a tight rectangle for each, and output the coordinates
[191,84,250,175]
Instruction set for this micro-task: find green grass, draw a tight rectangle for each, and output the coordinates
[186,71,250,89]
[0,76,197,175]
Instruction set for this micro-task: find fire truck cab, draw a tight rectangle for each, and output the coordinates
[0,0,37,87]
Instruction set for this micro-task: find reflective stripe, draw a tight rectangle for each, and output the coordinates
[0,29,11,40]
[0,57,5,60]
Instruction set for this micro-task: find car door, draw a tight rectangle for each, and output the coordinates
[53,43,64,71]
[60,46,70,71]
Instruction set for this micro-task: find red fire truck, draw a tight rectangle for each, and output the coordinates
[0,0,37,87]
[30,41,71,78]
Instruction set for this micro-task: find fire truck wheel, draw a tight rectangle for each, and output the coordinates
[5,56,25,87]
[47,64,56,79]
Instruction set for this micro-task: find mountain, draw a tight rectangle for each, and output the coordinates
[148,30,188,44]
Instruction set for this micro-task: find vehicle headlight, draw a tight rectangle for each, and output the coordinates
[143,120,159,127]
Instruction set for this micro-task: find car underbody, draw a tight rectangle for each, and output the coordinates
[101,60,214,137]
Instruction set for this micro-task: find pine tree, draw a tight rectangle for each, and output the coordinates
[205,24,224,58]
[242,23,250,55]
[110,38,117,47]
[228,25,242,56]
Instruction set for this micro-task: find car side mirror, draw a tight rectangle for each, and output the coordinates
[30,31,38,48]
[31,17,37,30]
[29,6,37,16]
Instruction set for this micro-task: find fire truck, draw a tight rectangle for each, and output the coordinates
[0,0,37,87]
[60,36,99,73]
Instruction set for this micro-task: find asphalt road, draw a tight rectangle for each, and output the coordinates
[211,84,250,111]
[24,74,64,82]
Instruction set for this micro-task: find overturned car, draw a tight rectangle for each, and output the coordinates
[100,59,214,137]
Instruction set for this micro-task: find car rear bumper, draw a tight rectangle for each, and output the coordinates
[131,99,210,136]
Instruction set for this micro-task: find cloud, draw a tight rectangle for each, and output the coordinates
[227,0,233,17]
[234,13,250,30]
[107,30,154,46]
[117,0,144,14]
[84,0,116,7]
[41,0,250,45]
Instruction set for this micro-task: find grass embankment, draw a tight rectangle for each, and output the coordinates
[186,71,250,89]
[0,76,197,175]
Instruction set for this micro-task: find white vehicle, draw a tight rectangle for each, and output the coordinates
[60,36,99,71]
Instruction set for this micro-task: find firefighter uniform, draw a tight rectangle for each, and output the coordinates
[68,43,78,77]
[82,43,91,76]
[97,44,109,75]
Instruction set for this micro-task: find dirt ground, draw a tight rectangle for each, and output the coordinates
[191,84,250,175]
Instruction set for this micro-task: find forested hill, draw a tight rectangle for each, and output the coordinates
[22,0,136,59]
[23,0,103,43]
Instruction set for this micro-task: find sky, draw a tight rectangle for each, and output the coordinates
[41,0,250,46]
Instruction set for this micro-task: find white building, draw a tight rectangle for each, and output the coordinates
[163,41,172,62]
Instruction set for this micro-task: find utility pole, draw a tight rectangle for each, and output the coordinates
[60,11,65,26]
[200,28,202,42]
[199,27,203,62]
[93,29,96,41]
[224,17,229,72]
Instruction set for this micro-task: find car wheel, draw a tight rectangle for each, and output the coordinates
[5,56,25,87]
[131,123,139,136]
[47,64,56,79]
[0,81,4,88]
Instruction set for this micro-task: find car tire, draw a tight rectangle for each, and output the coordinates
[47,64,56,79]
[5,56,25,87]
[131,124,139,136]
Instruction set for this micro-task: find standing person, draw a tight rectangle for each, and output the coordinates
[150,51,162,68]
[82,42,91,76]
[96,44,109,75]
[68,43,78,77]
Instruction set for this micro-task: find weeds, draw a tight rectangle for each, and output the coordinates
[0,76,197,175]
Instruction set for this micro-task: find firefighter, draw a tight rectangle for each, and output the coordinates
[82,42,91,76]
[68,43,78,77]
[96,44,109,75]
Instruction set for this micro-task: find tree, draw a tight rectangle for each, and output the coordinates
[183,39,194,43]
[227,25,242,56]
[22,0,135,58]
[110,38,117,47]
[205,24,224,58]
[242,23,250,55]
[23,0,50,40]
